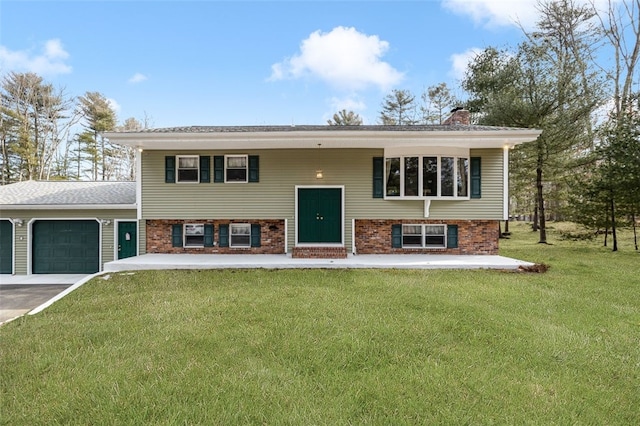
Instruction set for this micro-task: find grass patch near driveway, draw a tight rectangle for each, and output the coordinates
[1,223,639,424]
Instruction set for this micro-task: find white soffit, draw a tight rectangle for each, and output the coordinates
[105,129,541,151]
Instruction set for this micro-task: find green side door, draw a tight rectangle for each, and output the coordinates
[117,221,137,259]
[0,220,12,274]
[298,188,342,244]
[32,220,100,274]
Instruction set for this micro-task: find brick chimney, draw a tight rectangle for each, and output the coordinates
[443,107,470,126]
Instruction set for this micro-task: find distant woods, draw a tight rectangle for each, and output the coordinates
[0,71,147,184]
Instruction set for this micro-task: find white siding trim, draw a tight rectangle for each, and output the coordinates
[503,146,509,220]
[351,218,356,255]
[284,218,288,254]
[136,149,143,220]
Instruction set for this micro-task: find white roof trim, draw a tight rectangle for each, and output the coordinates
[105,129,542,151]
[0,204,137,210]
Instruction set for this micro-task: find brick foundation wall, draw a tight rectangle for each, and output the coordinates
[355,219,499,255]
[146,219,285,254]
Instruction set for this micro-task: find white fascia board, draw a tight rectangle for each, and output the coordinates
[0,204,137,210]
[105,129,542,151]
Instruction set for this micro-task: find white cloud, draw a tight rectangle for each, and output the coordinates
[441,0,539,29]
[329,95,366,113]
[0,39,72,76]
[128,72,148,84]
[449,48,483,81]
[269,26,404,92]
[441,0,624,31]
[107,98,121,114]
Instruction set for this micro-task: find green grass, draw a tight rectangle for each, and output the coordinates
[1,223,639,425]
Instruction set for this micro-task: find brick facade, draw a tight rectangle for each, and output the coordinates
[146,218,499,256]
[354,219,499,255]
[146,219,285,254]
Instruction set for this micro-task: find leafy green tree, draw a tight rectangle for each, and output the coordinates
[327,109,363,125]
[463,0,602,243]
[379,89,417,125]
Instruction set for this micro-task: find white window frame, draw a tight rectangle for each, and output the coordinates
[224,154,248,183]
[176,155,199,183]
[184,223,205,247]
[383,147,470,200]
[402,224,447,249]
[230,223,251,248]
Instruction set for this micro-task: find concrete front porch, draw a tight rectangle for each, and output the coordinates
[104,253,534,271]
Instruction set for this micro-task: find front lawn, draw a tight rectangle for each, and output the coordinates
[1,223,639,424]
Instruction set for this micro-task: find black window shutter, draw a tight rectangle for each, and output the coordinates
[165,156,176,183]
[251,223,261,247]
[470,157,481,199]
[447,225,459,248]
[214,156,224,183]
[219,224,229,247]
[248,155,259,182]
[391,224,402,248]
[373,157,384,198]
[171,224,183,247]
[204,224,214,247]
[200,156,211,183]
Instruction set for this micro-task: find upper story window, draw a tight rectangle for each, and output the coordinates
[385,154,469,199]
[177,155,199,183]
[225,155,248,183]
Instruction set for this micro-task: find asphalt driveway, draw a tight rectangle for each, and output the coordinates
[0,284,72,323]
[0,275,88,324]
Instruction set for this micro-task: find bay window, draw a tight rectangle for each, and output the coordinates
[385,153,470,199]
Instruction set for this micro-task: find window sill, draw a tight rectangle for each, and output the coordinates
[401,247,447,250]
[384,196,470,201]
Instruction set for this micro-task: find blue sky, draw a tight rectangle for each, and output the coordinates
[1,1,547,126]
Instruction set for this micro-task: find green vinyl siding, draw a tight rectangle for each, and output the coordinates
[429,149,503,219]
[1,209,136,275]
[141,148,505,252]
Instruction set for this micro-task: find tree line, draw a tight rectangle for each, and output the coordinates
[0,72,143,184]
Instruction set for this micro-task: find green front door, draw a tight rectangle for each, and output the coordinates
[0,220,12,274]
[298,188,342,243]
[32,220,100,274]
[117,221,137,259]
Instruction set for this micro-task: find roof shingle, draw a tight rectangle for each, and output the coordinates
[0,181,136,206]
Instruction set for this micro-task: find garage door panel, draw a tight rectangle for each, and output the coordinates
[33,220,99,274]
[0,220,13,274]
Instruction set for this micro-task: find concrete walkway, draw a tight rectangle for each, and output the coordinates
[104,253,534,271]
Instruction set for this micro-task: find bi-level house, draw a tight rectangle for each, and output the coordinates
[104,109,540,260]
